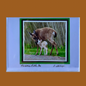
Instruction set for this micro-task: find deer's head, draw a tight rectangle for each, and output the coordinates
[29,30,38,44]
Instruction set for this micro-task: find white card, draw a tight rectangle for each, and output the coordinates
[6,17,80,72]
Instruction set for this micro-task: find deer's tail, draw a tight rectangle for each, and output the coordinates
[52,31,57,38]
[54,31,57,38]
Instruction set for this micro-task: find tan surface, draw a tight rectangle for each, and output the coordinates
[0,0,84,86]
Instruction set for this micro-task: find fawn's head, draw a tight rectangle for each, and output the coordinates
[37,39,42,45]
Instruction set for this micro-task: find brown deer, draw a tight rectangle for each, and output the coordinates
[29,27,58,55]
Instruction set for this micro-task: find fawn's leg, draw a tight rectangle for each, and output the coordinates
[44,48,45,55]
[44,46,48,55]
[45,47,48,55]
[40,48,42,55]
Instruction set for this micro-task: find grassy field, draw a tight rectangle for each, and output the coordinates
[24,47,65,57]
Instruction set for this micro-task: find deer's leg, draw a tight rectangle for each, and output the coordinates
[36,45,39,55]
[49,39,58,55]
[50,45,54,55]
[54,42,58,55]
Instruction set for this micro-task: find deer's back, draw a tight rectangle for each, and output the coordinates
[35,27,56,40]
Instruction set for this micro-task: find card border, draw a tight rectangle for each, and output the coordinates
[20,18,70,64]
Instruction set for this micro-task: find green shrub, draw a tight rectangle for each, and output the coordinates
[26,44,31,49]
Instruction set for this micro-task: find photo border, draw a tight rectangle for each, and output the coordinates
[20,18,70,64]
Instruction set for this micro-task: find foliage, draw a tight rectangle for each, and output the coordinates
[24,45,65,57]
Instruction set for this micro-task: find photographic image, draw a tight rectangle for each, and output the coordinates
[20,18,70,63]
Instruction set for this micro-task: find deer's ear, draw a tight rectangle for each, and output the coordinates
[29,32,32,36]
[33,30,35,34]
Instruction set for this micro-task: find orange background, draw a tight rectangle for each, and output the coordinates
[0,0,84,86]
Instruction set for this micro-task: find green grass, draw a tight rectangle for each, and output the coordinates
[24,47,65,57]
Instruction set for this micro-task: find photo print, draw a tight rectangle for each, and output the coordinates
[20,18,70,64]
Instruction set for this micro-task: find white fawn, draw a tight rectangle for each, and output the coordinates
[37,39,48,55]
